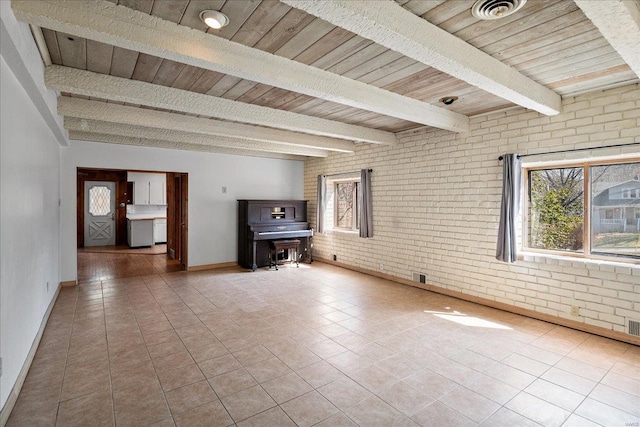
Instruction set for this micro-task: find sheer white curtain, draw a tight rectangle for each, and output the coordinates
[496,154,521,262]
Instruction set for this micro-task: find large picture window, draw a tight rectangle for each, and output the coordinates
[524,159,640,262]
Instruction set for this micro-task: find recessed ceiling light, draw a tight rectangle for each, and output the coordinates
[439,96,459,105]
[199,10,229,30]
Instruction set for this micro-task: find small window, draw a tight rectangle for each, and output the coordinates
[334,181,359,230]
[524,159,640,262]
[88,185,111,216]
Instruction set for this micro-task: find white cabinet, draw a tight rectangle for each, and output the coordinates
[133,181,150,205]
[128,219,153,247]
[128,172,166,205]
[153,218,167,244]
[149,181,165,205]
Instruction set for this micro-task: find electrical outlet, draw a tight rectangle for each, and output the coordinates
[333,254,337,261]
[379,263,384,270]
[570,305,580,316]
[222,186,227,194]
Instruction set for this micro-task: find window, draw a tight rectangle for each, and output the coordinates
[335,181,359,230]
[326,177,360,231]
[88,185,111,216]
[524,159,640,262]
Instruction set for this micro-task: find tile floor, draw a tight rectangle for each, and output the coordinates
[6,263,640,426]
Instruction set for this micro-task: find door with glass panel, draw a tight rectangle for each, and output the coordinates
[84,181,116,246]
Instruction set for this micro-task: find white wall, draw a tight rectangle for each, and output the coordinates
[305,83,640,336]
[0,56,61,408]
[60,141,304,280]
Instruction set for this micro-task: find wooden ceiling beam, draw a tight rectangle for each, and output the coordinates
[45,65,393,145]
[574,0,640,79]
[58,97,354,153]
[68,131,307,161]
[281,0,562,116]
[64,117,329,157]
[11,0,469,133]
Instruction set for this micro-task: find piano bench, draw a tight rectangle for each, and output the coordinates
[269,239,300,270]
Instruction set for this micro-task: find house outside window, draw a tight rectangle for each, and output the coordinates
[524,159,640,262]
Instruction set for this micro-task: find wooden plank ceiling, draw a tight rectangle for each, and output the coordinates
[28,0,640,157]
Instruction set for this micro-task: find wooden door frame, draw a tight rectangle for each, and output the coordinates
[166,172,188,269]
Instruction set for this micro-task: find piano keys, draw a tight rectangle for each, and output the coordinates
[238,200,313,271]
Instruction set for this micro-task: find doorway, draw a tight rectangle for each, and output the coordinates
[76,168,189,283]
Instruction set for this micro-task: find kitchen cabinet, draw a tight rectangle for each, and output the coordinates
[133,181,150,205]
[149,181,165,205]
[153,218,167,244]
[127,218,153,247]
[128,172,166,205]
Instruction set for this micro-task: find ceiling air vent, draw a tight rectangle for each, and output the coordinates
[471,0,527,20]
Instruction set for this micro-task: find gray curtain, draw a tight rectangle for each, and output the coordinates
[359,169,373,238]
[496,154,521,262]
[316,174,326,233]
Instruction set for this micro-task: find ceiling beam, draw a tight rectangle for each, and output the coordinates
[64,117,329,158]
[281,0,562,116]
[69,131,306,161]
[45,65,394,145]
[58,97,354,153]
[574,0,640,79]
[12,0,469,133]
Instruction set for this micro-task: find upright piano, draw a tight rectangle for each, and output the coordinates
[238,200,313,271]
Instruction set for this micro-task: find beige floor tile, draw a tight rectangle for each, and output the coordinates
[501,353,551,377]
[280,391,339,427]
[296,360,345,388]
[349,364,399,392]
[479,407,541,427]
[165,380,217,415]
[555,357,608,382]
[541,367,597,395]
[317,377,373,410]
[600,370,640,397]
[575,397,638,426]
[208,368,258,397]
[246,357,293,383]
[236,406,297,427]
[233,344,274,366]
[188,341,229,363]
[411,401,476,427]
[589,383,640,417]
[483,362,537,390]
[439,386,500,423]
[152,349,195,372]
[220,385,276,422]
[307,339,348,359]
[561,414,602,427]
[345,395,407,426]
[462,373,520,405]
[505,392,570,427]
[403,369,459,399]
[262,372,313,404]
[313,411,358,427]
[173,400,233,427]
[9,384,60,417]
[6,404,57,427]
[525,378,585,411]
[157,364,205,392]
[448,348,496,372]
[56,391,113,427]
[114,391,171,427]
[60,359,111,401]
[198,353,243,378]
[377,381,434,416]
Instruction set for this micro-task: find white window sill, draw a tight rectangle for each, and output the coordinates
[519,251,640,269]
[323,228,359,235]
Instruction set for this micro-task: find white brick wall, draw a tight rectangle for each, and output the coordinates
[305,83,640,335]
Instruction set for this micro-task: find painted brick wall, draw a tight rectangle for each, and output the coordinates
[305,83,640,334]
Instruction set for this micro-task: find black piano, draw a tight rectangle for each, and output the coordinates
[238,200,313,271]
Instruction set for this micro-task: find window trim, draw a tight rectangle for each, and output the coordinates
[522,157,640,265]
[331,177,360,232]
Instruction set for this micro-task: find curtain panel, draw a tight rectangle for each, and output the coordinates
[359,169,373,238]
[316,174,326,233]
[496,154,521,263]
